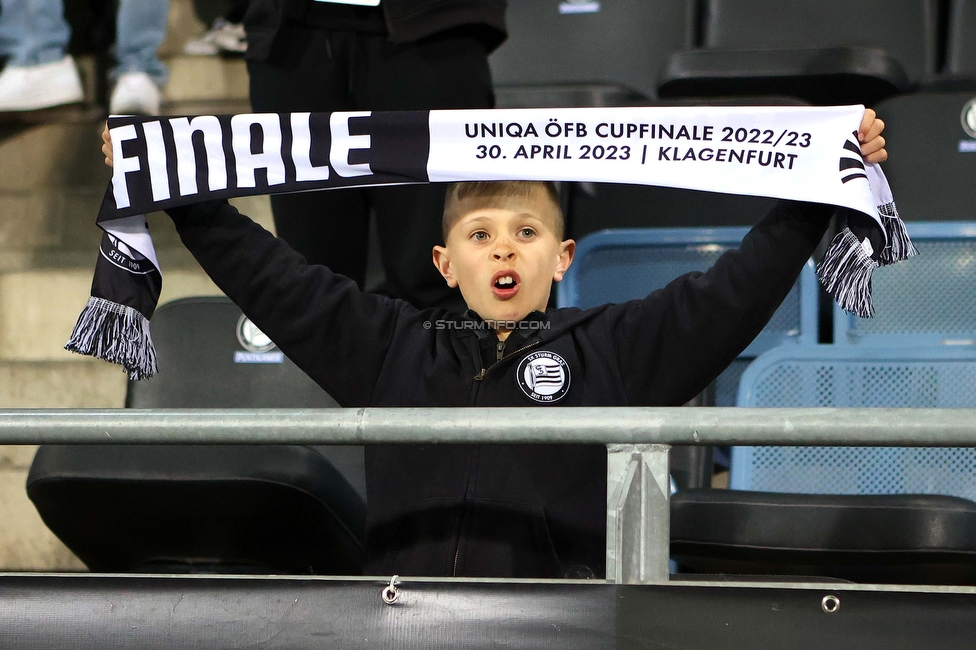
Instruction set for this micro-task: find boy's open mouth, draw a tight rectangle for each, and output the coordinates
[491,270,521,299]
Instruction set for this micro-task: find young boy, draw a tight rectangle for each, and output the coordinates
[101,111,887,579]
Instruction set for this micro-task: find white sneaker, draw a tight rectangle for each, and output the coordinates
[184,18,247,56]
[109,72,162,116]
[0,55,84,112]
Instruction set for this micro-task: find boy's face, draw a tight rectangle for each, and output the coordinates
[433,189,575,327]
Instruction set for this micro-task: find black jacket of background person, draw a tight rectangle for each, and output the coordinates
[166,198,833,579]
[243,0,508,62]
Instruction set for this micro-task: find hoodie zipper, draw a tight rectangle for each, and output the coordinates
[473,339,540,381]
[456,338,540,574]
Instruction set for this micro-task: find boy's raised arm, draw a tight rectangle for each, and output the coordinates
[603,110,887,406]
[171,200,403,406]
[605,198,834,406]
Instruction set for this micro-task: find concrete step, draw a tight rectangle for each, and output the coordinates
[0,358,125,406]
[0,463,87,571]
[0,358,129,572]
[0,268,225,363]
[163,56,249,106]
[0,121,107,193]
[0,194,272,362]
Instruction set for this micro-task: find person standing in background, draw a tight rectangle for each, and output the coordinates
[184,0,249,57]
[0,0,170,115]
[243,0,506,310]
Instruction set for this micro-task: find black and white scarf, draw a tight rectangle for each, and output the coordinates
[66,106,916,379]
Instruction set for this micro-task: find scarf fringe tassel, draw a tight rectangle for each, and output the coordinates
[817,228,879,318]
[878,202,919,266]
[64,297,158,380]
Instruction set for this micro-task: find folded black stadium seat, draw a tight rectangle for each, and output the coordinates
[489,0,696,108]
[659,0,938,105]
[948,0,976,77]
[872,92,976,222]
[570,182,779,238]
[926,0,976,90]
[27,297,366,574]
[671,490,976,585]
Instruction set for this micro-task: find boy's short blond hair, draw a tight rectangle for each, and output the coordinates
[442,181,564,242]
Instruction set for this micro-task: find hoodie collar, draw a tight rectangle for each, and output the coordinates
[458,309,550,341]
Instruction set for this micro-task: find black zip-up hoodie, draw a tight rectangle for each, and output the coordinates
[166,198,832,579]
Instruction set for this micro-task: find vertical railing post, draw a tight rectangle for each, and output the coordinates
[606,444,671,584]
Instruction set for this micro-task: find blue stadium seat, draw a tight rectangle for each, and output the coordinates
[835,222,976,347]
[489,0,695,107]
[558,226,818,405]
[731,345,976,496]
[669,345,976,585]
[659,0,938,104]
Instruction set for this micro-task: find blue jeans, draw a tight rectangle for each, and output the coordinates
[0,0,168,85]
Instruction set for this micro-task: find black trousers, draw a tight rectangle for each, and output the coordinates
[248,26,495,310]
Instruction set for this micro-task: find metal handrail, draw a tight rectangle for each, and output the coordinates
[0,407,974,445]
[8,406,976,584]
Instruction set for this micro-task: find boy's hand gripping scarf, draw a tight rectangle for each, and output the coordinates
[67,106,915,379]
